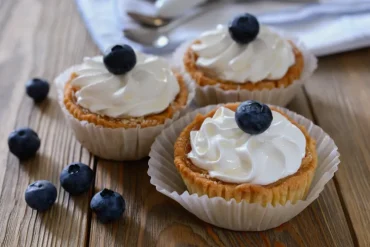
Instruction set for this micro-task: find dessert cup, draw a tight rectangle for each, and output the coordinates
[148,104,339,231]
[55,51,195,160]
[173,26,317,106]
[174,103,317,206]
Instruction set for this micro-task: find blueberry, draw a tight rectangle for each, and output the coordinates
[90,189,125,223]
[26,78,50,102]
[25,180,57,212]
[228,13,259,44]
[60,162,94,195]
[103,44,136,75]
[8,128,40,160]
[235,100,273,135]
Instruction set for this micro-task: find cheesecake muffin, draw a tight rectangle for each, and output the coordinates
[174,101,317,206]
[56,44,193,160]
[177,13,316,106]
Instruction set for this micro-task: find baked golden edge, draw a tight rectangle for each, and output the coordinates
[174,103,317,206]
[63,72,188,129]
[183,41,304,91]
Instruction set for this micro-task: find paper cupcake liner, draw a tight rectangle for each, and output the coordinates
[172,37,317,107]
[148,105,340,231]
[54,65,195,161]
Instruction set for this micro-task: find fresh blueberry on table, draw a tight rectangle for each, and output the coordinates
[90,189,125,223]
[235,100,273,135]
[26,78,50,102]
[25,180,57,212]
[229,13,260,44]
[103,44,136,75]
[8,128,40,160]
[60,162,94,195]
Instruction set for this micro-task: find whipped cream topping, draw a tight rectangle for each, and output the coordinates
[187,107,306,185]
[70,52,180,118]
[191,25,295,83]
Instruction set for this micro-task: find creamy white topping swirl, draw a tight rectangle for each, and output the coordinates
[191,25,295,83]
[187,107,306,185]
[70,52,179,118]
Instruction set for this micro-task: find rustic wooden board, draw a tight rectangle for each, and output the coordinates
[0,0,99,246]
[89,89,354,247]
[305,49,370,247]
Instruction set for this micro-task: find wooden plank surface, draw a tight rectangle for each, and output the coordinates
[0,0,100,246]
[89,89,354,247]
[0,0,367,246]
[305,49,370,247]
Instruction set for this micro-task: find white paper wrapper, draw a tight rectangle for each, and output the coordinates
[172,37,317,107]
[54,66,195,161]
[148,105,339,231]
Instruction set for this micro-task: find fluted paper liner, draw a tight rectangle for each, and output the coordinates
[54,65,195,161]
[173,37,317,107]
[148,105,339,231]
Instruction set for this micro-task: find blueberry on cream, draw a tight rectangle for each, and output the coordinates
[228,13,260,44]
[235,100,273,135]
[103,44,137,75]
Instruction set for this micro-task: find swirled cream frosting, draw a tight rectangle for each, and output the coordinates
[187,107,306,185]
[191,25,295,83]
[70,52,179,118]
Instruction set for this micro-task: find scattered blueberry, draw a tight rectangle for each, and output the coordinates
[228,13,259,44]
[103,44,136,75]
[8,128,40,160]
[26,78,50,102]
[90,189,125,223]
[60,162,94,195]
[235,100,273,135]
[25,180,57,212]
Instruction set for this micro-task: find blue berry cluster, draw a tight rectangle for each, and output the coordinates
[11,74,126,222]
[22,161,125,223]
[11,45,136,222]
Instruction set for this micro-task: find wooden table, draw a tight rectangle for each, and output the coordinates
[0,0,369,246]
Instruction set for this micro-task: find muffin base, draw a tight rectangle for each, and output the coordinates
[174,103,317,206]
[183,41,304,91]
[63,72,188,128]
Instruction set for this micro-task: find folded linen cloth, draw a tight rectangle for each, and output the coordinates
[75,0,370,56]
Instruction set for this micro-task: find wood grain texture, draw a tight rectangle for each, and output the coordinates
[89,89,354,247]
[305,48,370,247]
[0,0,100,246]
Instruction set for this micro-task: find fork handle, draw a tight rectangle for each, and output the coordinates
[158,0,221,33]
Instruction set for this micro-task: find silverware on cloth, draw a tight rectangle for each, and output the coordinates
[75,0,370,56]
[126,11,172,28]
[126,0,212,27]
[123,0,221,52]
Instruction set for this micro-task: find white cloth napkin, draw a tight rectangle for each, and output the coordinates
[75,0,370,56]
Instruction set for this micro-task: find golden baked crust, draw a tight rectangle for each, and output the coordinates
[63,72,188,128]
[174,103,317,206]
[183,41,304,91]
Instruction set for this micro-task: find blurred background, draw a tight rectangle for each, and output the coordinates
[76,0,370,56]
